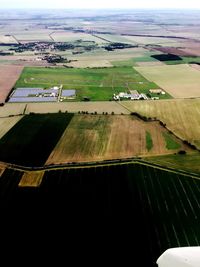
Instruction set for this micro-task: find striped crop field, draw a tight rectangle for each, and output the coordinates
[0,162,199,266]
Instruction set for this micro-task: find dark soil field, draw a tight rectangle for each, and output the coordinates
[0,163,199,266]
[151,53,182,62]
[0,113,73,166]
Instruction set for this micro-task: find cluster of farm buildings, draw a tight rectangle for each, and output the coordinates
[8,86,165,103]
[8,86,76,103]
[113,89,165,101]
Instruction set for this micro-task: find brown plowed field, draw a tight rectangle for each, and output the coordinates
[46,114,188,165]
[152,46,192,56]
[190,64,200,71]
[179,41,200,57]
[0,65,23,103]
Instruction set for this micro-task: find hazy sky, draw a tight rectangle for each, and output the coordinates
[1,0,200,9]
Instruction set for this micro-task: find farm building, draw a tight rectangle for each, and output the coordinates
[61,89,76,100]
[113,91,148,100]
[119,92,131,99]
[9,97,57,102]
[129,90,141,100]
[8,87,59,102]
[150,89,166,95]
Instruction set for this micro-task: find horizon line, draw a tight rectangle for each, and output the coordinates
[0,7,200,10]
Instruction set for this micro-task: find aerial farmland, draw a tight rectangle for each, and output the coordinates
[0,8,200,267]
[12,66,168,101]
[135,64,200,98]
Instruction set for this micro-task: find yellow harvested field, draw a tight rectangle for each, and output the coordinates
[13,30,52,42]
[1,103,26,117]
[0,116,23,139]
[51,31,107,44]
[69,47,147,62]
[46,114,187,165]
[122,98,200,148]
[68,59,113,68]
[18,171,44,187]
[135,64,200,98]
[95,34,135,44]
[156,42,186,48]
[0,165,5,177]
[0,35,18,44]
[0,168,5,176]
[122,35,178,45]
[25,102,130,115]
[0,55,39,61]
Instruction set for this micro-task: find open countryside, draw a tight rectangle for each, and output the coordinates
[0,112,189,167]
[14,66,168,101]
[1,8,200,266]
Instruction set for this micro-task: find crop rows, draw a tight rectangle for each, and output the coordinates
[0,163,199,266]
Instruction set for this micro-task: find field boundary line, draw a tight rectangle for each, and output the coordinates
[2,157,200,179]
[116,101,132,113]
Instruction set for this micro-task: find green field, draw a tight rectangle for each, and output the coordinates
[145,153,200,174]
[146,131,153,151]
[0,113,73,166]
[112,57,156,67]
[112,55,159,67]
[15,66,165,101]
[163,132,181,150]
[164,56,200,65]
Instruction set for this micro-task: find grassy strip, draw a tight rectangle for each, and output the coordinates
[163,132,181,150]
[146,131,153,151]
[145,152,200,175]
